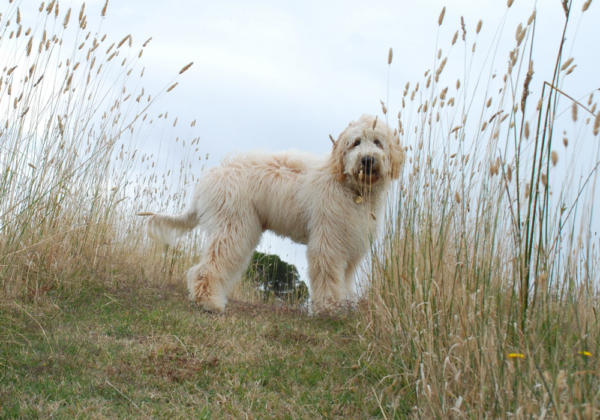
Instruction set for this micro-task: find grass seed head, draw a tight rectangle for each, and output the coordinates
[179,62,193,74]
[561,57,574,71]
[593,112,600,136]
[515,23,526,45]
[117,34,131,49]
[78,3,85,20]
[440,87,448,100]
[521,60,533,112]
[551,150,558,166]
[438,6,446,26]
[387,47,393,65]
[571,102,578,122]
[489,159,499,176]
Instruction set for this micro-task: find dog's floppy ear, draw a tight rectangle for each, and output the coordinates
[390,135,405,180]
[329,135,346,183]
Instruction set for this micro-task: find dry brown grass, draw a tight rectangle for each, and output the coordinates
[365,1,600,417]
[0,0,204,300]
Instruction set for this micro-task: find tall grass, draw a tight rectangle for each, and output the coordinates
[367,1,599,417]
[0,0,202,298]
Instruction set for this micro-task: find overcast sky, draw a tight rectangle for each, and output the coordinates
[12,0,600,282]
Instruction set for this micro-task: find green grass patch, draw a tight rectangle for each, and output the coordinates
[0,278,401,418]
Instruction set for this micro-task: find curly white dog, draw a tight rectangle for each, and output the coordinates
[146,115,404,312]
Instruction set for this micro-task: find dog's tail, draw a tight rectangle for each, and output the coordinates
[139,209,200,246]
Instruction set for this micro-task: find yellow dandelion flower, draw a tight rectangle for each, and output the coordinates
[578,351,592,357]
[507,353,525,359]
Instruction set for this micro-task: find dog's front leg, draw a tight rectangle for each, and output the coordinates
[306,241,347,312]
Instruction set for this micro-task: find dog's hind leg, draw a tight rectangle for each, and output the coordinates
[187,211,262,312]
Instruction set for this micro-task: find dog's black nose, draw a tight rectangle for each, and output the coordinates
[361,156,376,173]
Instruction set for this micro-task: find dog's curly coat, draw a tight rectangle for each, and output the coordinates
[147,115,404,312]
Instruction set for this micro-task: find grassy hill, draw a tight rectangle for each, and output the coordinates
[1,277,391,418]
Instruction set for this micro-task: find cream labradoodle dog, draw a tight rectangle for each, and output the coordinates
[146,115,404,312]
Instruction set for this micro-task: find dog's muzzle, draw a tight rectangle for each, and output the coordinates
[357,155,380,183]
[361,156,376,174]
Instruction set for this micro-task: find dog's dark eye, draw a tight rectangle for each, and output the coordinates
[352,138,361,148]
[374,139,383,148]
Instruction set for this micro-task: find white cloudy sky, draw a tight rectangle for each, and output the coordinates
[12,0,600,280]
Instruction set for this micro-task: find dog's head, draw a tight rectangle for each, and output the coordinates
[330,115,404,189]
